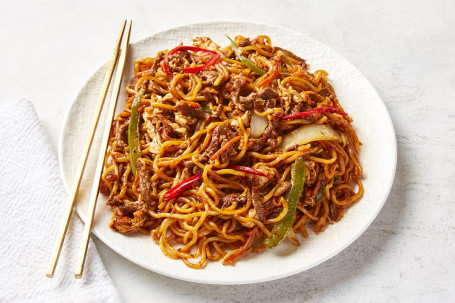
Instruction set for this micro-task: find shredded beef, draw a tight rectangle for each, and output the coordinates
[239,87,279,112]
[238,38,251,47]
[205,124,225,157]
[110,210,147,233]
[330,203,343,222]
[204,123,239,162]
[253,97,266,112]
[199,70,220,85]
[116,118,129,143]
[175,102,205,119]
[167,51,190,73]
[108,195,144,217]
[221,194,247,209]
[257,87,279,100]
[251,188,278,221]
[238,95,254,109]
[206,124,228,155]
[193,165,203,175]
[250,122,279,152]
[126,76,139,91]
[222,74,248,109]
[202,87,217,103]
[245,163,276,189]
[136,160,154,206]
[273,46,307,68]
[210,103,224,121]
[274,181,291,197]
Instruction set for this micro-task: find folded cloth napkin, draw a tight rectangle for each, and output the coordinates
[0,100,121,302]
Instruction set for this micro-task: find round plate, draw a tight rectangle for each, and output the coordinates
[59,21,396,284]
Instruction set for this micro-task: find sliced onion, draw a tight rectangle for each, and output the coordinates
[279,124,341,150]
[250,114,268,138]
[286,228,300,246]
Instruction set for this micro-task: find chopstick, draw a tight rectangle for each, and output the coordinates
[75,20,132,279]
[46,20,127,279]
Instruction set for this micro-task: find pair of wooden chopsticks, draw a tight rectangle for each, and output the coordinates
[46,20,132,279]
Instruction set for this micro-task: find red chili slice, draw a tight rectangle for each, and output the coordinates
[162,46,221,75]
[163,166,266,201]
[281,106,347,120]
[164,173,203,201]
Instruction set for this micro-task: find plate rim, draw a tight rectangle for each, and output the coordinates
[58,20,397,285]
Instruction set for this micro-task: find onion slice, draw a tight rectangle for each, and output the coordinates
[250,114,268,138]
[279,124,341,150]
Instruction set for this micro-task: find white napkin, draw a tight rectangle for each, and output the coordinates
[0,100,121,302]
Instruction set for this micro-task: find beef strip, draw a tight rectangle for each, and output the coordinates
[193,165,203,175]
[135,160,154,206]
[222,74,248,111]
[205,124,226,157]
[202,87,217,103]
[253,97,266,112]
[221,193,247,209]
[220,142,238,163]
[238,38,251,47]
[204,123,239,162]
[239,87,279,112]
[250,122,279,152]
[251,188,278,222]
[167,50,190,73]
[252,188,265,221]
[238,95,254,109]
[329,203,344,222]
[110,209,147,233]
[175,102,206,119]
[126,76,139,91]
[273,46,307,68]
[158,121,173,140]
[274,181,291,197]
[107,195,144,217]
[257,87,279,100]
[199,70,220,85]
[116,118,130,143]
[210,103,224,121]
[157,116,188,139]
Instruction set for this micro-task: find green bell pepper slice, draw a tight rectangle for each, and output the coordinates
[128,88,144,175]
[225,35,266,76]
[264,157,305,248]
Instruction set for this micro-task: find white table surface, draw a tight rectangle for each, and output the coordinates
[1,0,454,302]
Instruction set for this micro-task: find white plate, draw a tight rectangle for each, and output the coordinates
[59,21,397,285]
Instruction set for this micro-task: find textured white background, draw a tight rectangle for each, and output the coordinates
[1,0,454,302]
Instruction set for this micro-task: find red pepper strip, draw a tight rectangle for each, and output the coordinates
[164,173,203,201]
[257,54,282,88]
[163,46,220,75]
[184,53,221,73]
[164,165,266,201]
[226,165,267,177]
[280,106,347,120]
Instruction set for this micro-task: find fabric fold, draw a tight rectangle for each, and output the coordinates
[0,99,121,302]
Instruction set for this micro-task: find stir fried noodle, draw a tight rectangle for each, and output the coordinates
[100,35,363,268]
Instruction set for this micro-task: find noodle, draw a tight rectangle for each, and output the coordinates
[100,35,363,268]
